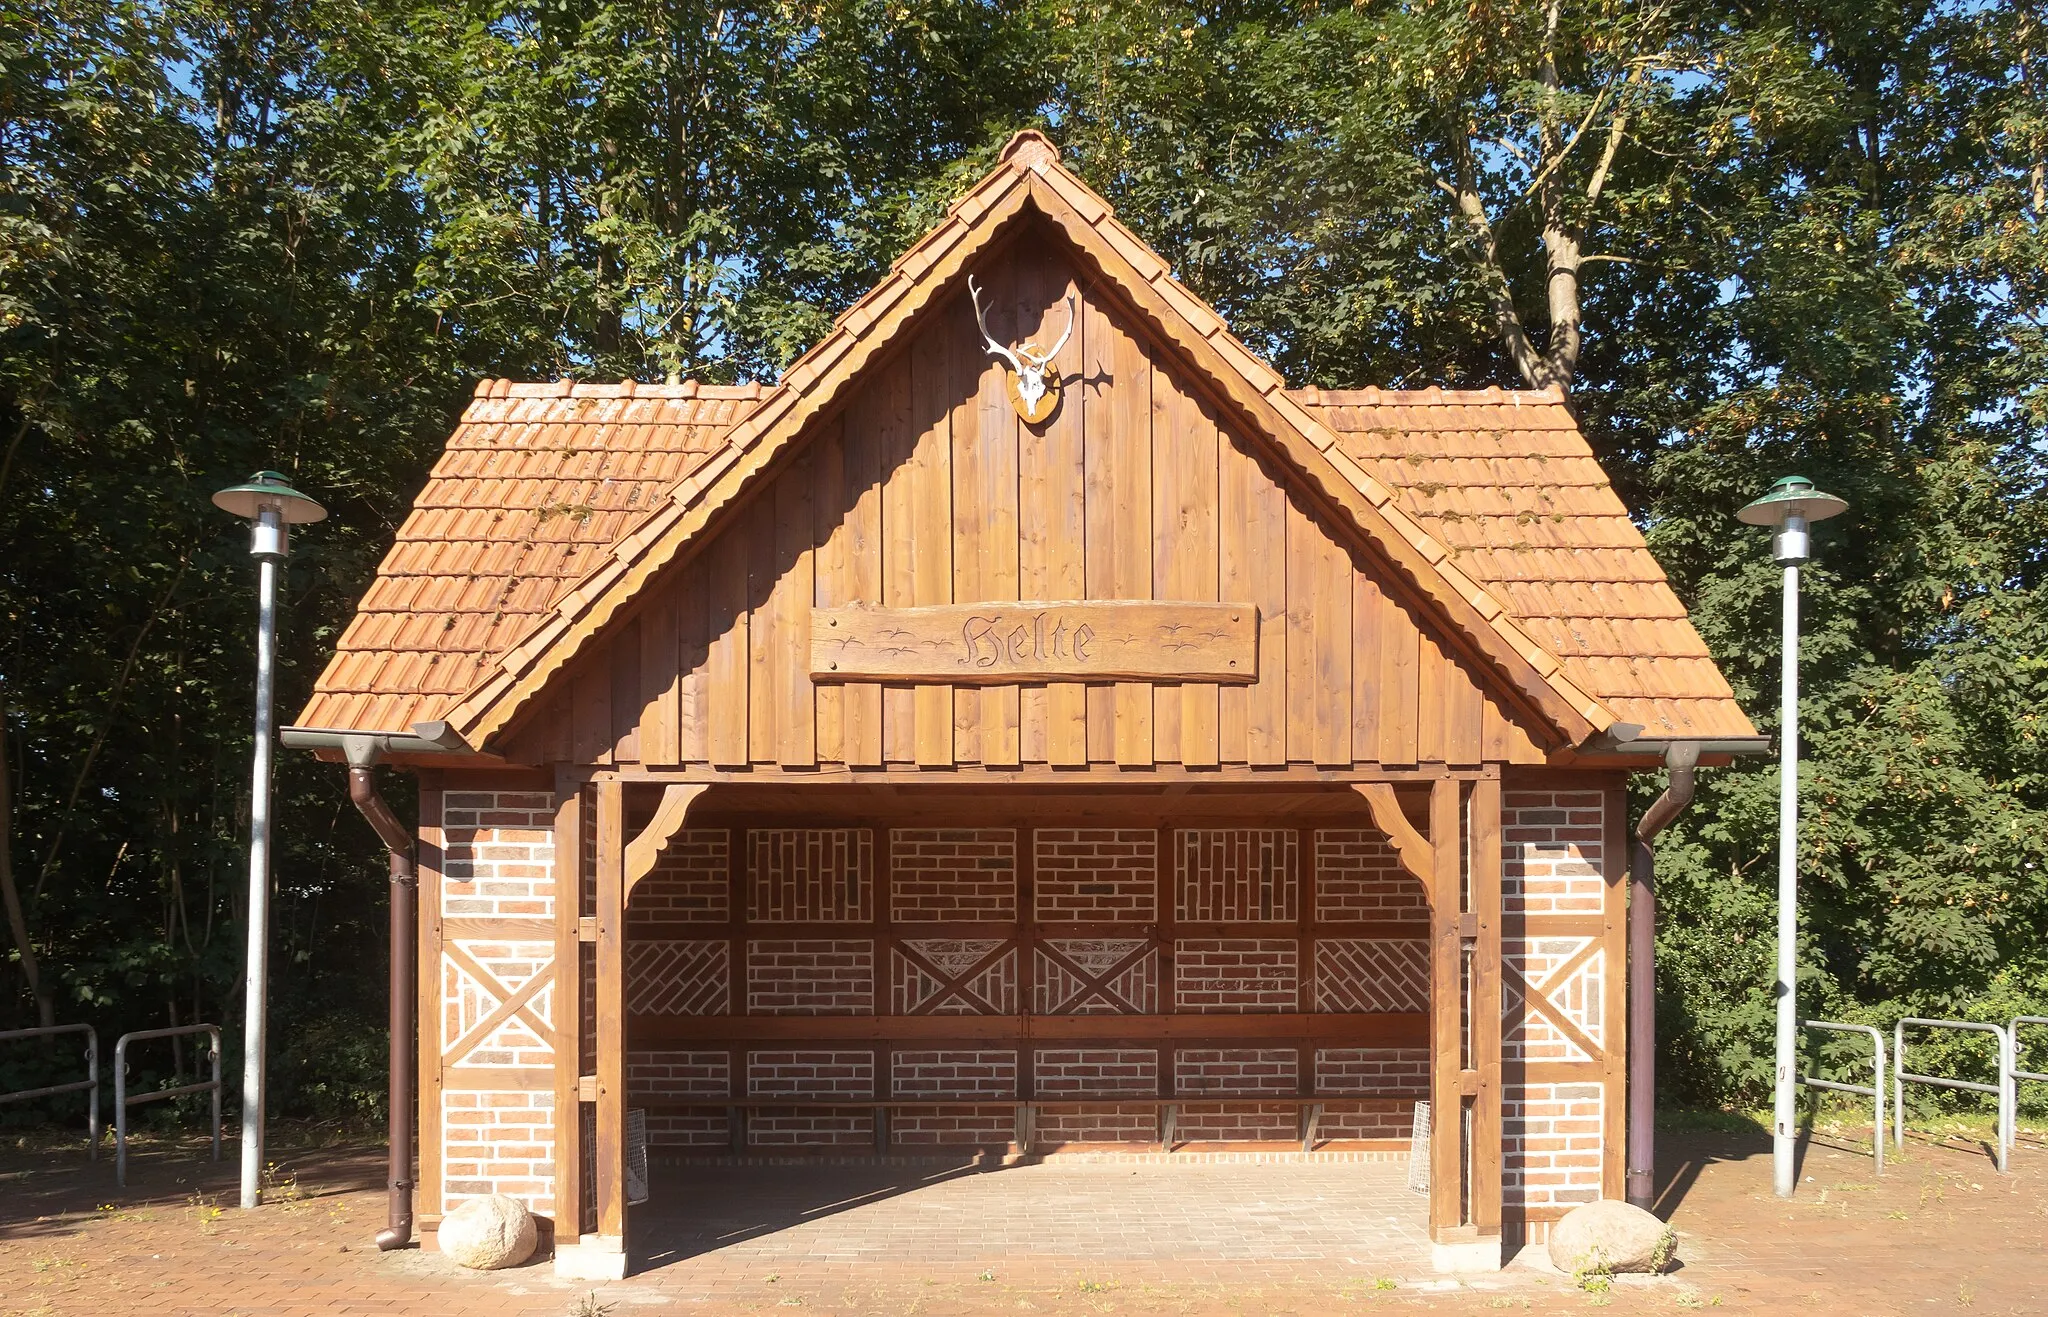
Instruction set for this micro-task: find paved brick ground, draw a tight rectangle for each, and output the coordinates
[2,1124,2043,1315]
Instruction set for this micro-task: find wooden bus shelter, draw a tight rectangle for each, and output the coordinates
[290,131,1759,1278]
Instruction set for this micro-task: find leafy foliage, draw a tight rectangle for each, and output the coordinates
[2,0,2043,1120]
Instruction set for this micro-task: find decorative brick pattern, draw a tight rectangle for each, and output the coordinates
[442,941,555,1068]
[1313,939,1428,1013]
[1034,829,1157,921]
[1504,937,1604,1063]
[890,829,1017,921]
[1503,791,1605,914]
[440,791,555,919]
[745,939,874,1014]
[890,1050,1017,1145]
[1034,1049,1159,1097]
[1035,940,1157,1014]
[626,940,730,1015]
[1314,1047,1431,1098]
[748,828,873,922]
[442,1089,554,1212]
[746,1050,874,1148]
[629,828,730,921]
[1176,829,1298,922]
[1173,939,1297,1012]
[1503,1081,1604,1207]
[629,1049,731,1148]
[892,940,1018,1014]
[1313,829,1426,919]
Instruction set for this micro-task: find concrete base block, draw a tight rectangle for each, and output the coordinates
[554,1237,629,1281]
[1432,1237,1504,1274]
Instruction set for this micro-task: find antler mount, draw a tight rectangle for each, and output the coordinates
[968,275,1074,424]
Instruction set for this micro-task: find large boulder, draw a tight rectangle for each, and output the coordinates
[439,1194,538,1270]
[1547,1199,1677,1275]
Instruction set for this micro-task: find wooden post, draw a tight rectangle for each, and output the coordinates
[592,779,627,1248]
[1427,777,1465,1240]
[550,782,585,1245]
[1470,775,1504,1237]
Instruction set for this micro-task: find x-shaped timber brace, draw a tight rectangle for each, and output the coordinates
[552,776,1502,1258]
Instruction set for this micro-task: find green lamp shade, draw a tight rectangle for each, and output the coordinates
[1736,475,1847,527]
[212,470,328,523]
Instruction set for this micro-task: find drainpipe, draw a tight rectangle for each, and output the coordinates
[1627,741,1700,1212]
[280,722,470,1250]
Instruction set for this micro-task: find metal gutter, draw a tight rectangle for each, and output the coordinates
[280,722,472,1250]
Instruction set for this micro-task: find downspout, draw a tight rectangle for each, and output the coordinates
[1626,741,1699,1212]
[280,722,470,1250]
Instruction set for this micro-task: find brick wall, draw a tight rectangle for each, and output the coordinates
[435,789,560,1218]
[629,1049,730,1147]
[1033,829,1156,920]
[626,940,729,1015]
[1173,939,1297,1011]
[1033,1049,1159,1145]
[1176,829,1299,922]
[1313,1047,1430,1098]
[891,829,1016,921]
[1503,1081,1604,1208]
[1314,829,1426,918]
[745,939,874,1014]
[890,1050,1017,1145]
[1503,791,1605,914]
[629,828,730,921]
[746,1050,874,1148]
[748,828,873,922]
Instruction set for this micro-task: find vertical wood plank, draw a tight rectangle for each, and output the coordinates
[875,349,918,764]
[1446,652,1485,767]
[1019,258,1088,766]
[775,455,817,768]
[1239,439,1288,765]
[810,417,846,766]
[550,784,584,1241]
[1428,777,1464,1240]
[1352,571,1383,766]
[980,265,1028,767]
[910,293,957,766]
[593,778,627,1240]
[1417,629,1447,765]
[1471,775,1504,1236]
[1153,377,1219,767]
[1284,498,1316,765]
[1313,531,1353,767]
[1111,321,1153,767]
[1080,287,1118,763]
[1378,603,1418,766]
[571,643,613,766]
[677,562,710,765]
[705,524,750,767]
[1150,374,1184,763]
[610,619,641,764]
[639,586,679,766]
[746,493,779,765]
[843,371,888,766]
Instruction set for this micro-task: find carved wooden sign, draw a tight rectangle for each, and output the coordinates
[811,601,1259,683]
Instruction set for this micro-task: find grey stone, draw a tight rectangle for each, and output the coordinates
[1547,1199,1676,1275]
[439,1193,538,1270]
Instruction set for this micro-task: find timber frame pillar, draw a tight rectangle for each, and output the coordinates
[1354,776,1504,1271]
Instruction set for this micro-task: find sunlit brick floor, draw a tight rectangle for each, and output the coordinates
[3,1126,2045,1314]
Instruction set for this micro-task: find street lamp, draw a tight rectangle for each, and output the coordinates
[1736,474,1847,1200]
[212,471,326,1209]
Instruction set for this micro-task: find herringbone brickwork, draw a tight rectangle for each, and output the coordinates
[1312,939,1428,1013]
[626,940,729,1015]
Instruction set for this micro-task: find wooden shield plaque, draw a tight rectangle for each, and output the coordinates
[811,601,1259,684]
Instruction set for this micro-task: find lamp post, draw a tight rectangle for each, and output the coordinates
[212,471,327,1209]
[1736,475,1847,1199]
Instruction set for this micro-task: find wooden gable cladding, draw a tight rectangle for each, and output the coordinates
[494,233,1548,773]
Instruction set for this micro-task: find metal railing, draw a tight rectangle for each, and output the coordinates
[1800,1020,1885,1173]
[1893,1017,2011,1173]
[1,1024,100,1158]
[114,1024,222,1186]
[2011,1016,2048,1149]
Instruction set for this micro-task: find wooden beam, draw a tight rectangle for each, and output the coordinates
[593,779,628,1243]
[1470,775,1503,1237]
[623,782,710,902]
[1427,777,1464,1240]
[550,783,585,1242]
[1353,782,1432,883]
[629,1011,1428,1045]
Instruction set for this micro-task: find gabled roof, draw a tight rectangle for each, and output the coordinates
[297,131,1755,751]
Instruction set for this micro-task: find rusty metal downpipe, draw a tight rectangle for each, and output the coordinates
[349,765,417,1251]
[1627,742,1699,1212]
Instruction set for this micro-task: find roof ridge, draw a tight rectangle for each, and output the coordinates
[471,378,771,400]
[1291,386,1568,406]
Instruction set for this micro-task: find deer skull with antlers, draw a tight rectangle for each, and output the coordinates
[969,275,1074,424]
